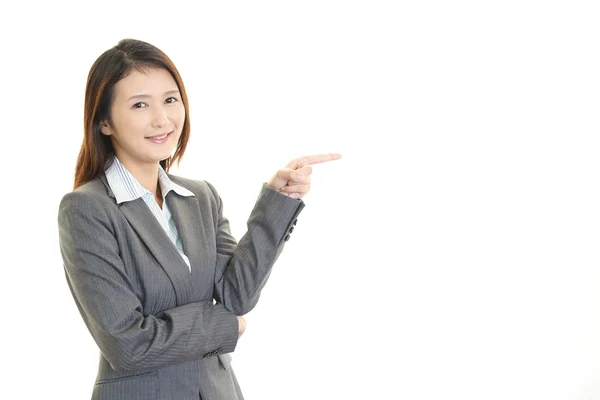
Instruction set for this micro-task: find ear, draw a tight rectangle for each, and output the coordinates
[99,120,113,136]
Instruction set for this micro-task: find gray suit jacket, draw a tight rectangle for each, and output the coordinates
[58,173,304,400]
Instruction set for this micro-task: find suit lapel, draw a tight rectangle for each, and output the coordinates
[165,193,215,299]
[99,174,194,306]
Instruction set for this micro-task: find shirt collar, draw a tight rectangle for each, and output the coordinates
[105,157,194,204]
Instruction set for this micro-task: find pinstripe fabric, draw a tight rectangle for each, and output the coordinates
[58,172,304,400]
[106,157,193,271]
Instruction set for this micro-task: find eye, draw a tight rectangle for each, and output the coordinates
[165,97,179,104]
[133,102,148,109]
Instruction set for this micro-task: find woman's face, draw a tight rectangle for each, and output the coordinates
[100,67,185,170]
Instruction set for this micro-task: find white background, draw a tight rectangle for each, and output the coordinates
[1,1,599,399]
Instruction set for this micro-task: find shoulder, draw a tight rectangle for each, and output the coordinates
[58,177,113,220]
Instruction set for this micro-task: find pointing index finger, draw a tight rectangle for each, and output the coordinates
[301,153,342,166]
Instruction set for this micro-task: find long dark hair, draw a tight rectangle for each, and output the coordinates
[74,39,191,190]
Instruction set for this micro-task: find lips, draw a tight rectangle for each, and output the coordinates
[145,131,173,144]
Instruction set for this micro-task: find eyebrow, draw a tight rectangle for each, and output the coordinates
[128,89,180,101]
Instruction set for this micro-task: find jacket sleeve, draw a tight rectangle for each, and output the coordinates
[208,183,305,315]
[58,191,239,372]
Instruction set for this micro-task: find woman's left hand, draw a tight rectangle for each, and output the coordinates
[267,153,342,199]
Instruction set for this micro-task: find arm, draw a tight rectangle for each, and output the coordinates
[210,183,304,316]
[58,191,239,372]
[209,153,341,315]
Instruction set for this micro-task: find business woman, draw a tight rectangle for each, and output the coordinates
[57,38,341,400]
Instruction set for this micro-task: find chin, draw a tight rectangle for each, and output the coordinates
[155,154,175,164]
[155,147,178,161]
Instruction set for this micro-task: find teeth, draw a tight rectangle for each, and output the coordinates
[149,134,168,140]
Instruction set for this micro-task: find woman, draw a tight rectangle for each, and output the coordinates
[58,38,340,400]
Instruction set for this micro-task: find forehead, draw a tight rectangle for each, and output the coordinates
[114,68,178,97]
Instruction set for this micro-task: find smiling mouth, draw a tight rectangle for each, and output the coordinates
[145,131,173,143]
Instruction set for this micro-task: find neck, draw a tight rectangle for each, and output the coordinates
[119,159,161,198]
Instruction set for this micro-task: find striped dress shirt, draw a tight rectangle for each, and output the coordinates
[105,157,194,272]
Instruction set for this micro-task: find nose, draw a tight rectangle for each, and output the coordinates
[151,106,169,128]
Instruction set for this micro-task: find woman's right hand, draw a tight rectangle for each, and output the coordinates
[237,316,247,338]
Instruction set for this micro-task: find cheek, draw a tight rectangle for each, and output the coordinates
[130,113,151,131]
[173,107,186,130]
[114,111,148,136]
[179,106,186,123]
